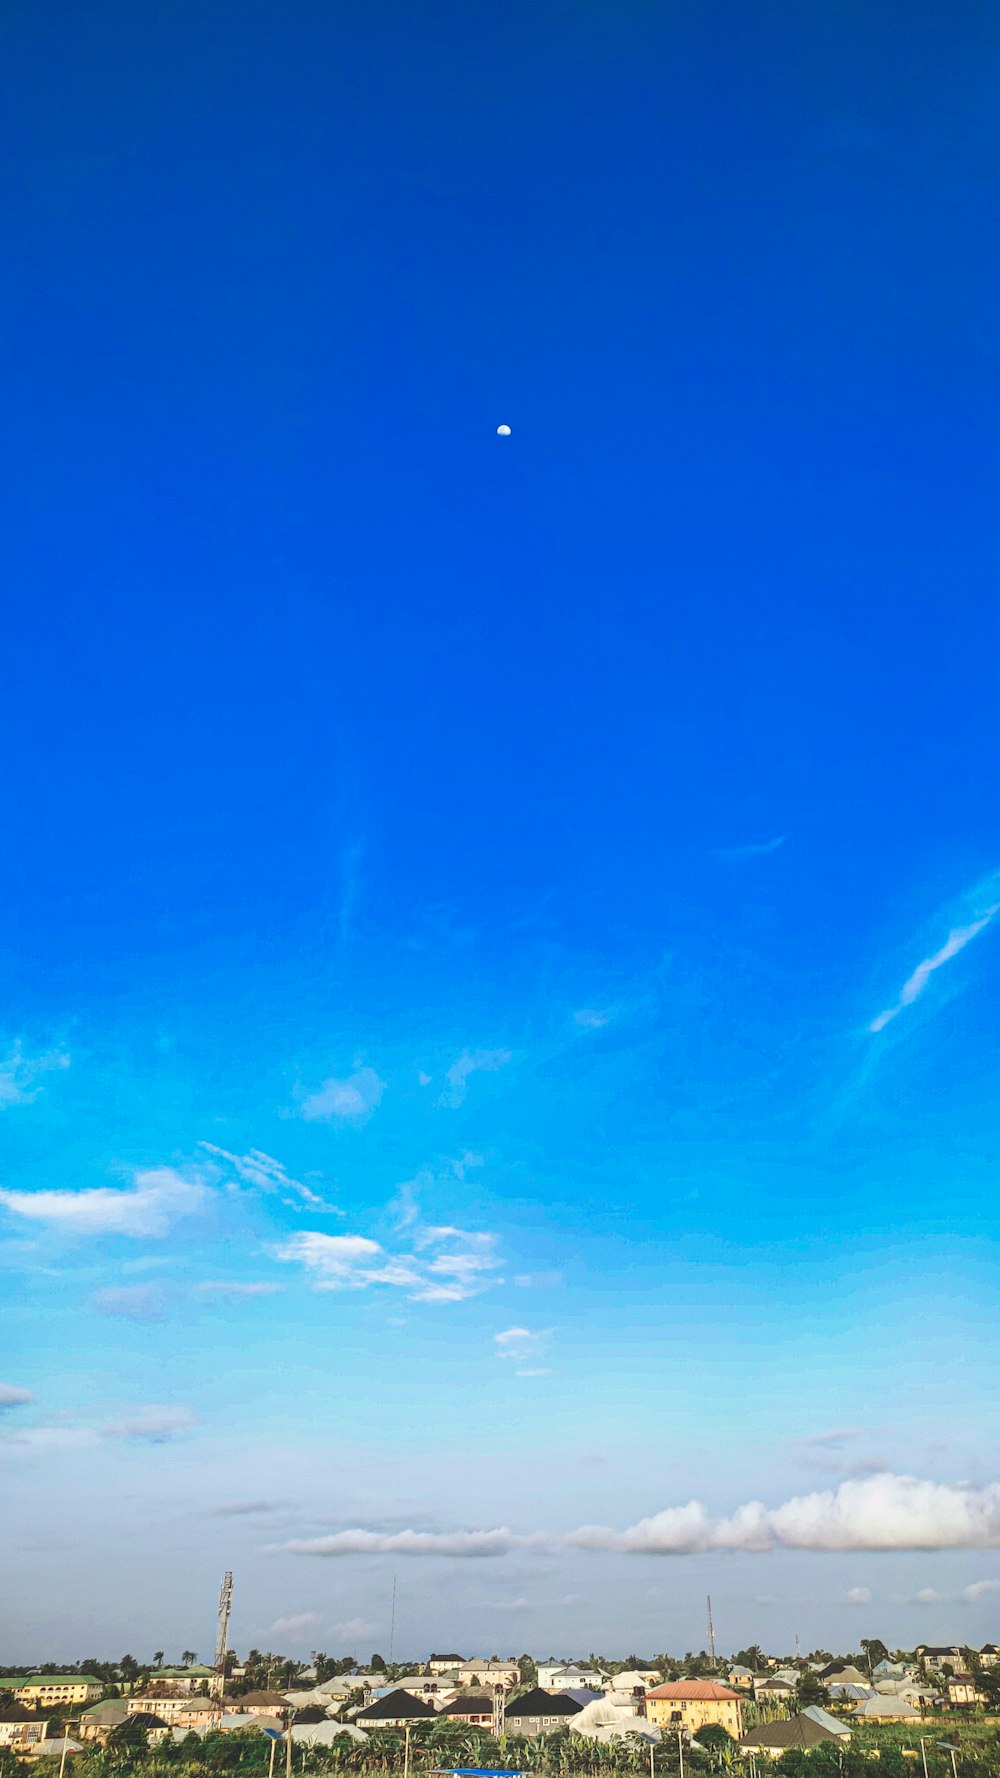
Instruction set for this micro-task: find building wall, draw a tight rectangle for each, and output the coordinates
[645,1697,743,1737]
[7,1682,103,1707]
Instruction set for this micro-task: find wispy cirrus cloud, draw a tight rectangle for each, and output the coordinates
[437,1049,511,1108]
[277,1223,500,1304]
[0,1042,70,1108]
[103,1404,197,1442]
[0,1384,33,1409]
[200,1143,339,1211]
[299,1066,385,1124]
[870,881,1000,1033]
[714,836,786,862]
[193,1280,283,1300]
[0,1167,207,1238]
[93,1283,167,1320]
[276,1472,1000,1559]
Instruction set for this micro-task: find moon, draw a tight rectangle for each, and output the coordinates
[496,424,511,436]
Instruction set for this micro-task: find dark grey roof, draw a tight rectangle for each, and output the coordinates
[742,1715,844,1750]
[127,1714,169,1730]
[293,1709,330,1725]
[0,1706,39,1723]
[440,1696,497,1717]
[356,1690,438,1722]
[505,1688,582,1720]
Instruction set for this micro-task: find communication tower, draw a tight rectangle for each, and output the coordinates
[214,1571,234,1700]
[706,1594,716,1665]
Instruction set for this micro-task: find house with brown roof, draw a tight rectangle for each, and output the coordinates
[0,1706,48,1751]
[645,1681,743,1739]
[438,1694,496,1727]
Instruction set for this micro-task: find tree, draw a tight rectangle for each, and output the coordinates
[369,1654,386,1673]
[732,1647,764,1673]
[152,1653,164,1669]
[860,1638,889,1675]
[119,1656,140,1684]
[518,1655,538,1688]
[795,1669,828,1706]
[181,1651,198,1668]
[696,1725,735,1755]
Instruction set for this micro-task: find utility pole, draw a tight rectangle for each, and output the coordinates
[706,1596,716,1666]
[285,1709,293,1778]
[919,1737,930,1778]
[677,1727,685,1778]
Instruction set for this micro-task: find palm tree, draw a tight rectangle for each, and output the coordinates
[181,1650,198,1668]
[152,1653,164,1669]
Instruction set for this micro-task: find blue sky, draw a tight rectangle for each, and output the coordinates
[3,0,1000,1662]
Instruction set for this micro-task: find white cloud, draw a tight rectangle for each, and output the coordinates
[844,1586,872,1605]
[278,1224,500,1305]
[0,1167,207,1238]
[916,1588,941,1604]
[193,1280,283,1299]
[437,1049,511,1108]
[1,1427,100,1460]
[493,1327,552,1373]
[0,1384,32,1409]
[573,1009,610,1029]
[715,837,786,862]
[299,1068,384,1124]
[200,1144,339,1211]
[870,904,999,1032]
[0,1043,70,1108]
[267,1612,319,1639]
[277,1473,1000,1560]
[93,1284,166,1320]
[964,1579,1000,1602]
[329,1618,376,1644]
[103,1405,197,1442]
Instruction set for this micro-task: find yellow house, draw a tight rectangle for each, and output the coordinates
[0,1678,104,1709]
[645,1681,743,1738]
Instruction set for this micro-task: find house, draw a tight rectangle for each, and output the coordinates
[946,1674,984,1708]
[28,1738,82,1762]
[354,1689,438,1728]
[428,1656,465,1675]
[438,1694,496,1727]
[536,1664,606,1692]
[504,1687,582,1736]
[0,1677,104,1709]
[754,1677,796,1701]
[232,1691,291,1719]
[609,1670,660,1695]
[290,1712,368,1747]
[458,1660,519,1690]
[916,1647,964,1673]
[740,1713,851,1759]
[645,1682,743,1739]
[388,1676,457,1703]
[0,1707,48,1751]
[125,1713,171,1747]
[854,1695,920,1721]
[873,1662,912,1683]
[128,1691,216,1728]
[79,1701,132,1743]
[817,1664,868,1688]
[801,1707,853,1738]
[144,1666,217,1694]
[563,1688,606,1708]
[727,1667,754,1691]
[980,1646,1000,1671]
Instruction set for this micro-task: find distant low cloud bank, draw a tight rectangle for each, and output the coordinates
[276,1473,1000,1558]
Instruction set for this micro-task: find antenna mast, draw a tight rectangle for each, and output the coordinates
[492,1683,506,1742]
[706,1595,716,1665]
[389,1573,397,1666]
[215,1571,234,1701]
